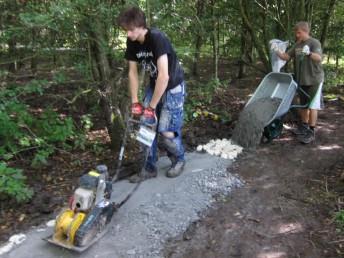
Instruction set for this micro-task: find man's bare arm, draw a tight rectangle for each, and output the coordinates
[128,61,139,103]
[149,54,169,109]
[276,51,291,61]
[310,52,322,62]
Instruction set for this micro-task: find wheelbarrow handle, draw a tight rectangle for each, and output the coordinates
[289,86,311,109]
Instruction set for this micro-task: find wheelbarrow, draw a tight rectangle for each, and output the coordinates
[246,72,309,142]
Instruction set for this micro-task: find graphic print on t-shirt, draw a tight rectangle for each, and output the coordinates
[125,28,184,90]
[295,46,304,56]
[137,50,158,78]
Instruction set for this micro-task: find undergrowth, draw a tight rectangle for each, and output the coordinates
[0,75,88,202]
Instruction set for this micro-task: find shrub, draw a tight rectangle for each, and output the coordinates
[0,162,33,203]
[0,78,87,202]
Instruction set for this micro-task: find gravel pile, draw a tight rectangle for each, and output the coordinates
[232,97,281,148]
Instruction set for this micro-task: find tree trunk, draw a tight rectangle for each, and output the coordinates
[238,19,248,79]
[192,0,205,76]
[192,34,202,76]
[7,2,17,73]
[238,41,246,79]
[305,0,314,25]
[212,24,219,80]
[299,0,306,20]
[239,0,269,72]
[8,38,16,72]
[320,0,337,48]
[146,0,152,27]
[285,0,293,41]
[260,2,271,69]
[30,28,38,73]
[211,1,219,79]
[87,18,124,150]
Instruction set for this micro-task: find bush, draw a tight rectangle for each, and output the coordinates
[323,63,344,91]
[335,209,344,231]
[0,81,80,165]
[0,162,33,203]
[184,78,230,123]
[0,78,87,202]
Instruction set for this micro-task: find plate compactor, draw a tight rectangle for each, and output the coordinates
[45,165,116,252]
[44,115,157,252]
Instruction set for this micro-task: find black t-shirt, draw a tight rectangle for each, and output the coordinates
[125,28,184,90]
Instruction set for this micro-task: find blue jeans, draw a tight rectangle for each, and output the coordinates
[143,82,186,172]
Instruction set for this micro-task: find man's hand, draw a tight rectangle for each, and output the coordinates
[302,45,311,56]
[142,107,157,125]
[131,102,143,116]
[271,43,279,52]
[271,43,290,61]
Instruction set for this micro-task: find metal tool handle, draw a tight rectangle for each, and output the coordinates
[112,111,131,183]
[112,114,157,183]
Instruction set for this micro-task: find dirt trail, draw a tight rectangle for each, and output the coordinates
[164,101,344,258]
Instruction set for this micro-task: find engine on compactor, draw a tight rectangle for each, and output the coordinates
[53,165,115,247]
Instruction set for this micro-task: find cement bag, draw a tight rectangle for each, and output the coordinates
[269,39,289,72]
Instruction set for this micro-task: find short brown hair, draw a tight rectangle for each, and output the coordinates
[294,21,310,33]
[118,6,147,30]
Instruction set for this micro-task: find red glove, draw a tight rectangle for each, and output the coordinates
[142,106,157,125]
[143,107,155,118]
[131,102,143,116]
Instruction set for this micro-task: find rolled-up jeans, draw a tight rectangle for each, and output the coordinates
[143,82,186,172]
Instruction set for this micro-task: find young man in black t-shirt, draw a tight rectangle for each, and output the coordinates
[118,6,186,183]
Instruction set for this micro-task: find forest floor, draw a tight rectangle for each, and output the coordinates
[164,91,344,257]
[1,61,344,257]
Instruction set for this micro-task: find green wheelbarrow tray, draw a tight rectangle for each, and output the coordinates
[263,119,284,142]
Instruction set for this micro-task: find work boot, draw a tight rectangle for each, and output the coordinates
[291,123,309,135]
[297,128,315,144]
[129,168,157,183]
[166,160,186,178]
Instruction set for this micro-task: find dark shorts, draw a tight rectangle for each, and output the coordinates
[299,84,321,108]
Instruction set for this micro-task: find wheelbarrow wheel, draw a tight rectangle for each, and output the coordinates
[263,119,283,143]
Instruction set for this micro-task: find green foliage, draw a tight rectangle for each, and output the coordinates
[81,114,94,132]
[335,209,344,229]
[184,78,228,123]
[323,64,344,91]
[91,141,105,156]
[0,80,76,162]
[74,62,92,80]
[0,79,87,201]
[0,162,33,203]
[52,71,67,84]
